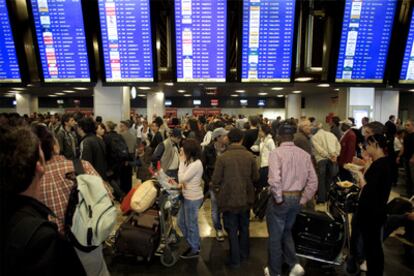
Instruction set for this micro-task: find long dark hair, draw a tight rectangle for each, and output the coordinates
[182,138,201,165]
[366,134,388,154]
[188,118,203,142]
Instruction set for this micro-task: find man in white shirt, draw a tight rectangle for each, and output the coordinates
[311,123,341,203]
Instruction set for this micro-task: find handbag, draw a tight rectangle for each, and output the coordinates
[253,186,271,220]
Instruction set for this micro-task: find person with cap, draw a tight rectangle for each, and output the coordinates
[211,128,259,268]
[151,127,182,181]
[202,127,229,242]
[265,122,318,276]
[338,119,357,181]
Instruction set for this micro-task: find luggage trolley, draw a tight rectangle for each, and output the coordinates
[292,179,360,266]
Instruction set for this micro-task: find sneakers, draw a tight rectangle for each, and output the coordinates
[289,264,305,276]
[180,248,199,259]
[263,266,270,276]
[216,230,225,242]
[359,261,367,272]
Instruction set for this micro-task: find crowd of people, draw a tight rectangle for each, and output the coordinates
[0,111,413,276]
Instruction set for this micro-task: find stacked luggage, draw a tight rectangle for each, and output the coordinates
[112,175,181,267]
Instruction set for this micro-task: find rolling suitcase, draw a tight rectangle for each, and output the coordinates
[292,210,344,262]
[114,209,160,261]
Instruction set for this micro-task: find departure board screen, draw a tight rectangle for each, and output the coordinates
[30,0,90,82]
[99,0,154,82]
[241,0,296,83]
[174,0,227,82]
[0,0,21,83]
[336,0,396,83]
[399,9,414,83]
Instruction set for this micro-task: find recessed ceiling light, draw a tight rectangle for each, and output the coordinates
[12,87,25,91]
[334,88,340,91]
[4,94,14,97]
[63,90,76,93]
[409,89,414,92]
[138,86,151,90]
[184,94,191,97]
[178,89,186,93]
[271,87,284,91]
[165,82,174,86]
[8,90,19,93]
[235,89,245,93]
[317,83,330,87]
[292,90,302,94]
[138,94,146,97]
[74,87,88,90]
[258,92,268,96]
[55,93,65,95]
[231,94,239,97]
[26,84,34,87]
[48,94,57,97]
[277,95,284,98]
[295,77,313,82]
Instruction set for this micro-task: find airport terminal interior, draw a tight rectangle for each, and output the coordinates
[1,0,414,275]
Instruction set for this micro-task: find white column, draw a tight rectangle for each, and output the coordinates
[347,87,375,127]
[147,91,165,121]
[285,94,301,119]
[15,94,38,115]
[373,90,399,123]
[94,81,130,123]
[122,86,131,120]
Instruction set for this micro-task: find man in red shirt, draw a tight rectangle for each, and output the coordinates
[338,119,357,181]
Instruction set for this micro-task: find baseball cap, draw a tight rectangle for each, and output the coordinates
[278,123,297,135]
[340,119,353,127]
[211,127,228,140]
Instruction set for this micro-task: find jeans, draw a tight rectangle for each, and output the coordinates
[316,159,338,202]
[266,195,301,276]
[222,210,250,266]
[177,198,203,252]
[209,190,222,231]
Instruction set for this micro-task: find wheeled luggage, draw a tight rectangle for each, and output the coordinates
[292,209,345,263]
[114,209,160,261]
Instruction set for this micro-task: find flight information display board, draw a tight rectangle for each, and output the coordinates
[0,0,21,83]
[174,0,227,82]
[30,0,90,82]
[241,0,296,83]
[399,8,414,83]
[336,0,396,83]
[99,0,154,82]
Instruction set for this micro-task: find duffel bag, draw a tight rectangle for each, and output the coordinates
[130,180,158,213]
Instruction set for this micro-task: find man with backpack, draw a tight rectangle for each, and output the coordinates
[0,125,86,275]
[151,128,182,181]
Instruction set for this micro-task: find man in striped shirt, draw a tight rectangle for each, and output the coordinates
[265,123,318,276]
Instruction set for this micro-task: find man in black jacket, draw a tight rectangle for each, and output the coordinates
[202,127,229,242]
[77,117,107,181]
[0,125,85,275]
[242,116,260,155]
[56,113,78,160]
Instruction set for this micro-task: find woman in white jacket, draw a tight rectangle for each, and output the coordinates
[251,124,276,190]
[176,138,204,259]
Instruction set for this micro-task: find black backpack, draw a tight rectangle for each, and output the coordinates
[109,134,130,162]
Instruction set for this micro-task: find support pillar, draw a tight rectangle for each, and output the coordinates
[373,90,399,123]
[286,94,301,119]
[16,94,38,115]
[94,81,130,123]
[147,91,165,121]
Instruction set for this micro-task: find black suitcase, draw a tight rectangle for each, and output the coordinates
[387,197,413,215]
[292,210,345,262]
[114,209,160,261]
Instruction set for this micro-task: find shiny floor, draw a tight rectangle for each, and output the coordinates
[105,191,414,276]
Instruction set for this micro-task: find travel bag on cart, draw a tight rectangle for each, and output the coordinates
[130,180,158,213]
[114,209,160,260]
[292,210,344,262]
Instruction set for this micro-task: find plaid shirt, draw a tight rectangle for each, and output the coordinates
[39,155,99,234]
